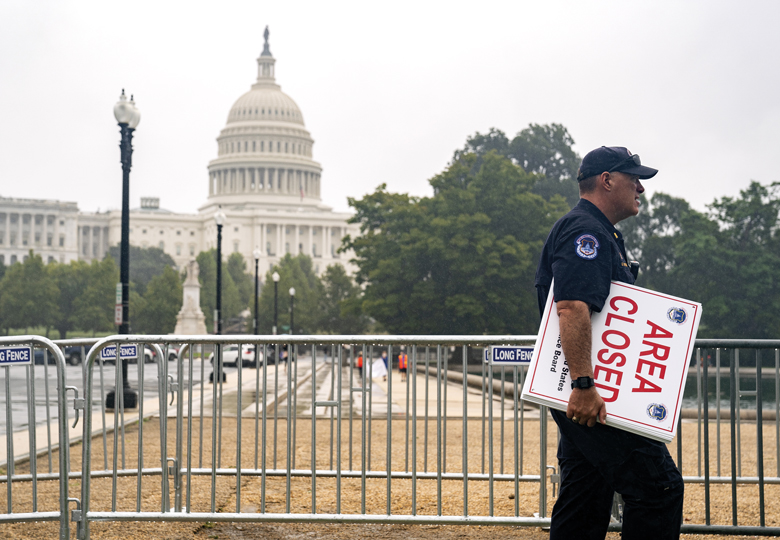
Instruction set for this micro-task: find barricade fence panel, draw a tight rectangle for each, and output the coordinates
[0,336,73,540]
[3,335,780,538]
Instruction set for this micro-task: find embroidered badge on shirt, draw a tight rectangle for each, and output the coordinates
[574,234,599,260]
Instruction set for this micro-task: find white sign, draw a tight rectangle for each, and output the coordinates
[115,283,122,304]
[371,358,388,379]
[114,305,123,326]
[487,346,534,365]
[100,344,138,361]
[0,346,33,366]
[521,281,702,443]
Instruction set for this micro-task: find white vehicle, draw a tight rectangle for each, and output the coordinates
[141,345,179,363]
[207,345,262,368]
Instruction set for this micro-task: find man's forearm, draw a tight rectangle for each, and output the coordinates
[557,300,593,379]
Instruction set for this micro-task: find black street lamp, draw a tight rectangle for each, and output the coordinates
[107,89,140,410]
[210,209,226,383]
[272,271,280,335]
[289,287,296,335]
[253,247,261,360]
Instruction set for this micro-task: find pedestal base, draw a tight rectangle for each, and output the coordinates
[209,370,227,383]
[105,387,138,410]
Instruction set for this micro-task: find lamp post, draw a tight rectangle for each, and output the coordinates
[253,247,261,361]
[210,209,226,383]
[289,287,295,335]
[289,287,295,370]
[272,271,280,335]
[107,90,140,410]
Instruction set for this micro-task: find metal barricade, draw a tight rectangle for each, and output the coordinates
[76,335,554,539]
[11,333,770,539]
[0,336,76,540]
[677,340,780,536]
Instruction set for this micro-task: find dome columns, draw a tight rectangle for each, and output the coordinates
[208,166,320,199]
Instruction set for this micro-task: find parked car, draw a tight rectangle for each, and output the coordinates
[33,349,57,365]
[134,345,178,364]
[60,346,84,365]
[208,345,263,368]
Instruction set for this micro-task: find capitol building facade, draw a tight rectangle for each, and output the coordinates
[0,31,357,277]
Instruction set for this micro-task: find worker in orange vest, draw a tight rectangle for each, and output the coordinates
[356,351,364,380]
[397,351,408,382]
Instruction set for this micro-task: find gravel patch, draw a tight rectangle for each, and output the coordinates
[0,415,778,539]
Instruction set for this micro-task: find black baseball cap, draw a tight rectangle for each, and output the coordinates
[576,146,658,181]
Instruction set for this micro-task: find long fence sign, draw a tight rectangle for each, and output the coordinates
[486,345,534,365]
[0,346,33,366]
[99,344,138,361]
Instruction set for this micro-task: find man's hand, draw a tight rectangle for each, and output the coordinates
[567,387,607,427]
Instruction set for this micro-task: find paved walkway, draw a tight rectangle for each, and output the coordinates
[2,358,533,467]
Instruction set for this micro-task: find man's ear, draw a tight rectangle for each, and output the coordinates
[600,171,612,192]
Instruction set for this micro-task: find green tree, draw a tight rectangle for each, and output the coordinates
[128,289,146,330]
[134,266,183,334]
[106,245,176,295]
[196,249,242,332]
[344,152,568,334]
[452,124,581,207]
[509,123,580,207]
[257,254,322,335]
[49,260,90,339]
[72,257,119,335]
[451,127,511,171]
[319,263,370,334]
[227,252,254,308]
[0,251,59,332]
[620,183,780,339]
[704,182,780,338]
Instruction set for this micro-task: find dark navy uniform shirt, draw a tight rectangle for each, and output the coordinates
[535,199,635,317]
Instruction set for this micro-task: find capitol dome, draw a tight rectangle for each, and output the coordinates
[226,88,304,126]
[203,28,323,211]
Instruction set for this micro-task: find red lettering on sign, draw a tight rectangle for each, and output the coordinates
[605,312,634,327]
[636,358,667,379]
[643,320,673,340]
[633,374,662,393]
[610,296,638,315]
[595,383,620,402]
[597,348,626,367]
[640,340,671,361]
[602,330,630,350]
[594,365,624,386]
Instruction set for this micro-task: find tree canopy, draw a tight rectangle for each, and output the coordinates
[107,245,176,295]
[227,252,255,309]
[132,266,183,334]
[256,254,322,335]
[344,151,568,334]
[196,249,242,332]
[452,123,581,207]
[319,263,371,334]
[49,259,90,339]
[622,182,780,338]
[0,252,58,332]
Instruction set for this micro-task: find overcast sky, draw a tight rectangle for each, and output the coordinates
[1,1,779,218]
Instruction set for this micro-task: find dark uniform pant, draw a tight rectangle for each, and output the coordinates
[549,409,684,540]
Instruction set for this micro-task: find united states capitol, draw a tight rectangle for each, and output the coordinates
[0,30,358,275]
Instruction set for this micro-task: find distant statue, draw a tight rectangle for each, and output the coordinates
[184,259,199,285]
[174,260,208,335]
[262,26,272,56]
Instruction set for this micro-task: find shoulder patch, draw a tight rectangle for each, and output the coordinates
[574,234,600,260]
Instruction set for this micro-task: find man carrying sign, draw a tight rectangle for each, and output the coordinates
[535,147,683,539]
